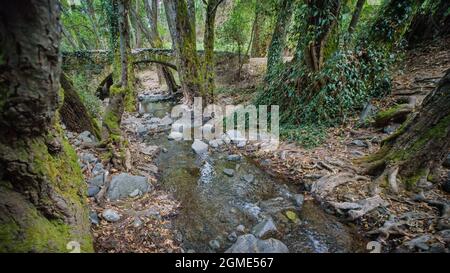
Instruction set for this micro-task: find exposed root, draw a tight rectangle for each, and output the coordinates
[329,195,388,220]
[387,166,399,194]
[367,215,410,240]
[311,172,369,199]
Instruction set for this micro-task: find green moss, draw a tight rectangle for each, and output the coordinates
[387,113,450,163]
[374,104,411,126]
[0,116,94,252]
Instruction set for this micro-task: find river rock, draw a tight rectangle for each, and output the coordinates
[236,140,246,148]
[149,117,161,124]
[87,185,100,197]
[140,144,160,156]
[225,234,288,253]
[351,139,368,147]
[227,154,241,161]
[102,209,121,222]
[209,240,221,250]
[92,163,105,175]
[89,211,100,225]
[228,232,238,242]
[129,189,142,198]
[251,217,278,239]
[236,224,246,233]
[241,203,261,220]
[78,131,97,144]
[293,194,304,208]
[88,174,104,187]
[159,115,173,127]
[80,152,98,164]
[137,125,148,137]
[223,168,235,177]
[222,134,232,144]
[209,139,223,148]
[241,174,254,183]
[226,130,245,143]
[192,139,208,154]
[168,131,183,141]
[107,173,152,201]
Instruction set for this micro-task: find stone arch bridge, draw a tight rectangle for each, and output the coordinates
[62,48,247,96]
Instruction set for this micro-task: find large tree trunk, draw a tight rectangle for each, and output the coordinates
[266,0,294,76]
[0,0,93,252]
[203,0,224,102]
[164,0,204,104]
[60,73,100,138]
[101,0,134,168]
[362,70,450,192]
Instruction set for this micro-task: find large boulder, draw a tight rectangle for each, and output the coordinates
[225,234,288,253]
[191,139,208,154]
[106,173,152,201]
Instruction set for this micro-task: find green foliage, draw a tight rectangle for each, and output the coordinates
[71,74,102,118]
[217,0,255,52]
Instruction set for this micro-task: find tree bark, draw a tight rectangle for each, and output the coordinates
[118,0,131,88]
[203,0,224,102]
[164,0,204,104]
[250,2,264,58]
[0,0,92,252]
[60,73,100,138]
[266,0,294,76]
[362,70,450,190]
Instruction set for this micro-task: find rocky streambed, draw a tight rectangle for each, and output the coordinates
[123,95,367,253]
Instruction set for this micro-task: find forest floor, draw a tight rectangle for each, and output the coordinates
[224,36,450,252]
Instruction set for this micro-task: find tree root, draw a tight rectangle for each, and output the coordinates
[367,215,411,240]
[311,172,369,199]
[329,195,388,220]
[413,194,450,230]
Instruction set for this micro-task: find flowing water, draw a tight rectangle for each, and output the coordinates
[143,100,367,253]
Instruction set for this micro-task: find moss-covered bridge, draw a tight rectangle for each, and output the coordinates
[62,48,247,95]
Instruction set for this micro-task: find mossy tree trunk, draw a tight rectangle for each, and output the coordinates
[101,0,134,168]
[203,0,224,102]
[0,0,93,252]
[266,0,294,76]
[164,0,205,105]
[362,70,450,192]
[60,73,100,139]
